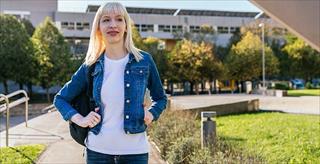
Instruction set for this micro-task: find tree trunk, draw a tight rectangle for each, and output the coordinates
[190,82,194,95]
[195,82,199,95]
[201,81,205,93]
[170,83,174,96]
[19,83,23,90]
[209,80,212,95]
[3,81,8,94]
[213,80,217,94]
[46,88,51,103]
[27,83,33,98]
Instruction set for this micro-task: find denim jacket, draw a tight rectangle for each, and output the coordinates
[53,51,167,135]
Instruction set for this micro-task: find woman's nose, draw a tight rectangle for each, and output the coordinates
[109,20,117,28]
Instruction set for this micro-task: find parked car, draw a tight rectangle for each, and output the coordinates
[312,79,320,88]
[290,79,305,89]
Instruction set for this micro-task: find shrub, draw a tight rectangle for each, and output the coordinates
[167,137,200,164]
[189,147,214,164]
[306,82,313,89]
[275,83,289,90]
[148,110,199,159]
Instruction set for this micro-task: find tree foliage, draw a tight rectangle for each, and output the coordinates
[31,17,72,102]
[225,31,279,81]
[282,34,320,81]
[0,14,35,93]
[142,37,169,82]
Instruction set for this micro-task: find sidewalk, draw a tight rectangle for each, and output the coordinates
[170,94,320,115]
[0,111,166,164]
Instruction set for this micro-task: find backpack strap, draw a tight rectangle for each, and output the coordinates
[86,63,96,108]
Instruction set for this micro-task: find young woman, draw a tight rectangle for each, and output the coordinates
[53,2,167,164]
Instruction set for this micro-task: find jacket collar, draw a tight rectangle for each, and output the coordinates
[96,51,136,65]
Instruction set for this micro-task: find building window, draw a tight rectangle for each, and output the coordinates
[190,26,200,33]
[76,22,83,30]
[61,22,76,30]
[3,10,30,20]
[134,24,140,31]
[158,25,171,32]
[230,27,240,34]
[172,25,183,32]
[75,22,90,30]
[218,26,229,34]
[61,22,68,29]
[83,22,90,30]
[141,24,153,32]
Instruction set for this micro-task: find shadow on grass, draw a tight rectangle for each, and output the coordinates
[8,147,36,164]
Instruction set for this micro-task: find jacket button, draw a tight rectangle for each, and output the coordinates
[126,70,130,74]
[125,115,129,119]
[140,70,143,73]
[126,83,130,87]
[126,99,130,103]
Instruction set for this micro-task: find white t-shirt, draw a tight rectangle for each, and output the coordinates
[86,54,149,155]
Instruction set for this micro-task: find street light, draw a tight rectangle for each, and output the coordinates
[259,23,266,90]
[255,12,266,92]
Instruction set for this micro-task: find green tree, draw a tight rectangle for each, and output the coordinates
[32,17,72,102]
[0,14,35,94]
[142,37,169,82]
[169,39,223,94]
[282,34,320,82]
[225,31,279,83]
[198,42,225,94]
[131,23,146,50]
[20,18,35,37]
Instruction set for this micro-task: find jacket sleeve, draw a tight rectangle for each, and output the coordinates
[53,64,88,121]
[146,53,168,121]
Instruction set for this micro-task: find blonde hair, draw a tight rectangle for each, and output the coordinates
[84,2,143,65]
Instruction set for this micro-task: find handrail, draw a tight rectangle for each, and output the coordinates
[0,94,9,147]
[0,90,29,146]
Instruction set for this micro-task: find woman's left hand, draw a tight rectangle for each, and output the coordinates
[144,105,154,126]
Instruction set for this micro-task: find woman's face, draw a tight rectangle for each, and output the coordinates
[99,12,126,45]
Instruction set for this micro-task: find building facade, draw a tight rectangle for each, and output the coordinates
[1,0,281,55]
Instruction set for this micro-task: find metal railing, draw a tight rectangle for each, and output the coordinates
[0,90,29,146]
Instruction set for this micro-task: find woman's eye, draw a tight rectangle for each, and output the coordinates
[102,19,110,22]
[117,18,123,22]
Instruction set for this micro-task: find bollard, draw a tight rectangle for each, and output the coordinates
[201,111,216,149]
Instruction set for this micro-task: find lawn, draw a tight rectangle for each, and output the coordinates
[217,112,320,163]
[287,89,320,96]
[0,144,46,164]
[148,110,320,163]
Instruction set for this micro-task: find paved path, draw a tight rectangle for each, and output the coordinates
[0,111,166,164]
[170,94,320,115]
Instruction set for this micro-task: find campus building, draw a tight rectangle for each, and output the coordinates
[0,0,283,56]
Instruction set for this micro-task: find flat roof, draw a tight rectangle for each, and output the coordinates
[86,5,262,18]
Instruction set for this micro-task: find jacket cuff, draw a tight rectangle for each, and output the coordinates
[149,108,160,122]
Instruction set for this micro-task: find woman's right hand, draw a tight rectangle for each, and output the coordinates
[71,108,101,128]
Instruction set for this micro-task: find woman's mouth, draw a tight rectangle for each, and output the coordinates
[107,31,119,36]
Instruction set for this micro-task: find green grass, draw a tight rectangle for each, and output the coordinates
[217,112,320,163]
[287,89,320,96]
[0,144,46,164]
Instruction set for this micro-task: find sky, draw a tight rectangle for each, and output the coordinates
[58,0,262,13]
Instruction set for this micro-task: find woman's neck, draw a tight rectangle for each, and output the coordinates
[104,44,127,60]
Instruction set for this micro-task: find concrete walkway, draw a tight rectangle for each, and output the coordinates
[0,111,166,164]
[170,94,320,115]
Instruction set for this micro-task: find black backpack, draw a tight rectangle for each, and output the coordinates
[69,63,96,146]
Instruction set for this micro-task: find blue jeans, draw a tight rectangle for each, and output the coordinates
[86,148,148,164]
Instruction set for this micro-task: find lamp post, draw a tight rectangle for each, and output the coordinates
[259,23,266,90]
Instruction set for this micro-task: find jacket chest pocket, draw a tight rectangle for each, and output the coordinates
[131,66,149,84]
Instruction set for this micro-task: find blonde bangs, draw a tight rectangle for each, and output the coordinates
[101,2,126,18]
